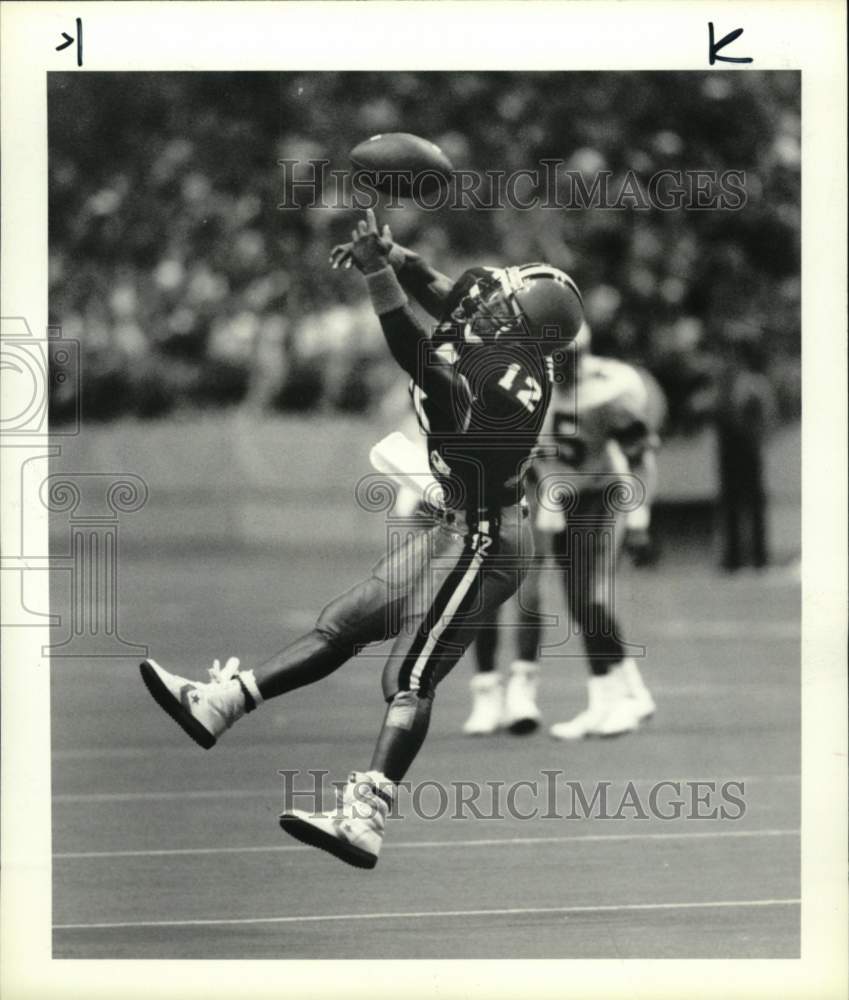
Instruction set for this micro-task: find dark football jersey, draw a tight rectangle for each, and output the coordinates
[408,268,553,516]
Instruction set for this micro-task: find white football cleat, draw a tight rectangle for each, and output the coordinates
[593,693,642,737]
[503,660,542,734]
[616,657,656,720]
[549,671,640,741]
[462,673,505,735]
[139,656,262,749]
[280,770,393,870]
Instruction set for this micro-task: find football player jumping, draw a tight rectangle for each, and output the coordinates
[139,209,584,869]
[464,321,667,740]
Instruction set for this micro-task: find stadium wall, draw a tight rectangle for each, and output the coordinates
[47,417,800,563]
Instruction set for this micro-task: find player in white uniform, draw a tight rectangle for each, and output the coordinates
[464,322,666,739]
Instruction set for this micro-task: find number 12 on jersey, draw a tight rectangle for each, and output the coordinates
[497,363,542,412]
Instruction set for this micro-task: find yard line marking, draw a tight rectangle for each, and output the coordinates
[52,773,800,803]
[54,897,801,931]
[54,826,799,860]
[652,621,800,639]
[54,788,273,803]
[275,611,802,640]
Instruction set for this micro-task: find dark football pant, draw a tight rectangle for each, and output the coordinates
[317,504,531,698]
[474,489,629,676]
[254,503,530,778]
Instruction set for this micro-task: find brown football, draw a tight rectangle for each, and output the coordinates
[349,132,454,198]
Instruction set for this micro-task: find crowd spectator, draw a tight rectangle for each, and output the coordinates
[48,71,800,430]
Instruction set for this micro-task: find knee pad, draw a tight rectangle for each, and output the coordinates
[385,689,432,731]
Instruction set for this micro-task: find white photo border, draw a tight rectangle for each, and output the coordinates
[1,2,846,998]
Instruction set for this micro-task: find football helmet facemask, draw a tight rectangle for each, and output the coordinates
[454,264,584,355]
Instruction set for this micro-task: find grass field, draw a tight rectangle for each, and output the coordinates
[50,541,800,959]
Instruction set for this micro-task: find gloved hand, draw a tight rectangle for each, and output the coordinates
[330,214,417,273]
[329,209,393,274]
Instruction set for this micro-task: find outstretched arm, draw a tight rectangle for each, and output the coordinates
[330,227,453,319]
[347,210,467,414]
[392,252,454,319]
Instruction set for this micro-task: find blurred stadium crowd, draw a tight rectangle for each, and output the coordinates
[48,71,800,429]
